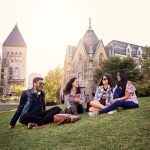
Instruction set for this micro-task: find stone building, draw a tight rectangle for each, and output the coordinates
[62,19,108,98]
[62,19,148,99]
[0,24,27,95]
[105,40,148,68]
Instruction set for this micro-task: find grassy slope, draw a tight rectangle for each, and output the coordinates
[0,97,150,150]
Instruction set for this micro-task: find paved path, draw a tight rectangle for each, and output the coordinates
[0,103,18,112]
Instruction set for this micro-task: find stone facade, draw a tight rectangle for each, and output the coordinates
[62,19,108,98]
[105,40,148,68]
[0,24,27,95]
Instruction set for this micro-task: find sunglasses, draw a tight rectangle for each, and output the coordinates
[102,77,108,81]
[38,82,45,87]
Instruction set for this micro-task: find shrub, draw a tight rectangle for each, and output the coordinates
[45,101,57,106]
[0,97,20,103]
[135,82,150,97]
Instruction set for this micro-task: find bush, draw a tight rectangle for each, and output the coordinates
[0,97,20,103]
[45,101,58,106]
[135,82,150,97]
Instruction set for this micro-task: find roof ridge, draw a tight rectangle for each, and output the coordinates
[111,40,145,48]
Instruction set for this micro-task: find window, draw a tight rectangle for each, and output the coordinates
[15,52,18,62]
[9,67,13,79]
[137,49,142,58]
[109,50,112,56]
[11,52,14,62]
[1,68,4,73]
[7,52,10,62]
[1,74,4,79]
[78,72,82,80]
[84,61,88,72]
[99,53,104,60]
[19,52,22,62]
[14,67,19,79]
[126,48,131,57]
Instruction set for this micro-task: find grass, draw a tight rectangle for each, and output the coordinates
[0,97,150,150]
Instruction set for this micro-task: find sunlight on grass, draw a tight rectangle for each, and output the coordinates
[0,97,150,150]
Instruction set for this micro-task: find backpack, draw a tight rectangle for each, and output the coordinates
[53,114,81,125]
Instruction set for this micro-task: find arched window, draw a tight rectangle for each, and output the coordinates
[99,53,104,60]
[11,52,14,62]
[108,50,112,56]
[9,67,13,79]
[14,67,19,79]
[19,52,22,62]
[78,72,82,80]
[137,48,143,59]
[15,52,18,62]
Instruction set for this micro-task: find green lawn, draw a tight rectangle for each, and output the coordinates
[0,97,150,150]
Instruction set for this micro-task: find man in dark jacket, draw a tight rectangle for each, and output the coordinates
[9,77,62,129]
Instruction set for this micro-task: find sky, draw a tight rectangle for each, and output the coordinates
[0,0,150,77]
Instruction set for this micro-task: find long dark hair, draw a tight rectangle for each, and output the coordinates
[99,74,114,92]
[117,70,128,96]
[64,77,81,95]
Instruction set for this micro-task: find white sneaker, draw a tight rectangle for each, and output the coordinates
[27,123,37,129]
[88,111,98,117]
[108,110,117,115]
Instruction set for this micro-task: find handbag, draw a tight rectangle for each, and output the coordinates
[53,114,81,125]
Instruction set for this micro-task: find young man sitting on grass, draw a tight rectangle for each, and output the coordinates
[9,77,62,129]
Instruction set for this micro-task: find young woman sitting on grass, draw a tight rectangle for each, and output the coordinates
[90,70,139,116]
[64,77,85,115]
[88,74,114,116]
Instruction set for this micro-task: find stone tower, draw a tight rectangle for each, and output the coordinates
[1,24,27,95]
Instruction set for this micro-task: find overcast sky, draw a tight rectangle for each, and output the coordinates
[0,0,150,77]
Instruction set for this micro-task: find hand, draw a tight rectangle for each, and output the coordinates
[74,98,80,103]
[8,125,14,129]
[110,99,117,104]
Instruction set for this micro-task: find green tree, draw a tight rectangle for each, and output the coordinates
[11,86,25,97]
[44,66,63,102]
[94,57,141,84]
[141,59,150,81]
[144,46,150,59]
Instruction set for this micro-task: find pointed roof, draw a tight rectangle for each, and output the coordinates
[82,18,99,54]
[3,24,26,47]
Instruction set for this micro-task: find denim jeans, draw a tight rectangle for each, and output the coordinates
[99,87,139,114]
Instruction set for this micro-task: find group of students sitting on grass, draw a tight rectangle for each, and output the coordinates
[9,70,139,129]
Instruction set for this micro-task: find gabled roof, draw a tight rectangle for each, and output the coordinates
[3,24,26,47]
[82,19,99,55]
[105,40,147,58]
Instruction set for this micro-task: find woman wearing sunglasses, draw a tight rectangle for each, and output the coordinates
[90,70,139,116]
[88,74,114,115]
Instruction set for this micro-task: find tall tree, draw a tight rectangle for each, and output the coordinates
[11,86,25,97]
[44,66,63,102]
[144,46,150,59]
[141,59,150,81]
[94,57,141,84]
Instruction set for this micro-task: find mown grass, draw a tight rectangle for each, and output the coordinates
[0,97,150,150]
